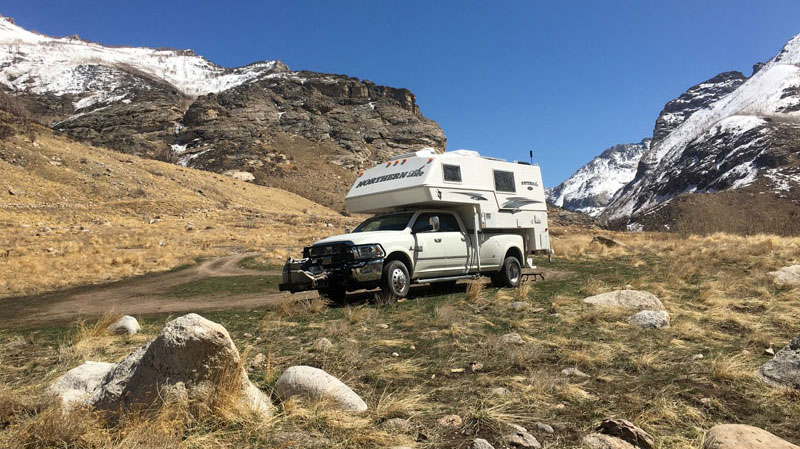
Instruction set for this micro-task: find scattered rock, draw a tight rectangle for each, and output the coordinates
[765,347,775,356]
[52,313,273,419]
[107,315,140,335]
[499,332,526,345]
[767,265,800,287]
[186,222,195,231]
[490,387,510,396]
[378,323,390,329]
[48,361,115,407]
[222,170,255,182]
[392,352,400,357]
[591,236,623,247]
[468,361,484,372]
[692,354,704,360]
[437,414,463,428]
[629,310,670,329]
[561,367,590,378]
[759,334,800,390]
[274,365,367,413]
[535,422,554,434]
[704,424,799,449]
[583,290,665,312]
[505,424,541,448]
[312,337,333,352]
[243,332,253,338]
[382,417,413,432]
[596,419,654,449]
[7,188,15,195]
[249,353,267,372]
[510,301,529,311]
[583,433,637,449]
[473,438,496,449]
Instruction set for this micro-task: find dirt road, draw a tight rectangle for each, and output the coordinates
[0,254,314,327]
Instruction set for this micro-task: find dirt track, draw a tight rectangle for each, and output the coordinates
[0,254,314,327]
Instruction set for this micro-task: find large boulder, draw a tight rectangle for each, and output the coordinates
[107,315,140,335]
[596,419,654,449]
[704,424,799,449]
[51,313,273,419]
[759,334,800,390]
[48,361,115,408]
[274,365,367,413]
[768,265,800,287]
[583,290,664,312]
[629,310,670,329]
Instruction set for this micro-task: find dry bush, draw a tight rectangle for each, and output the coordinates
[272,296,330,318]
[710,353,755,383]
[434,304,463,328]
[465,278,486,302]
[466,398,531,435]
[515,281,532,301]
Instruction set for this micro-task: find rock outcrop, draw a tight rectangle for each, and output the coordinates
[768,265,800,287]
[107,315,140,335]
[273,365,367,413]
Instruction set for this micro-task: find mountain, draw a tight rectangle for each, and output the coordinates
[0,16,445,210]
[601,34,800,226]
[547,139,650,217]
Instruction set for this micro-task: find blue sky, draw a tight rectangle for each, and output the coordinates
[6,1,800,186]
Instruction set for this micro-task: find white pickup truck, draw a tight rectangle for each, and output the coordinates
[279,148,550,302]
[279,209,526,301]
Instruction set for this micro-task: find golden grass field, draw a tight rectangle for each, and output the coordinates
[1,230,798,448]
[0,121,360,298]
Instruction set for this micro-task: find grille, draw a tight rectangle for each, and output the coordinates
[308,243,350,267]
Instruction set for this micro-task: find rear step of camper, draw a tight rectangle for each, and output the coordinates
[521,268,545,282]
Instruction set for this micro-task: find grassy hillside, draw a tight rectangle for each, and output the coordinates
[0,114,358,297]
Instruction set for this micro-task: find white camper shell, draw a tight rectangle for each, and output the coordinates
[346,148,551,254]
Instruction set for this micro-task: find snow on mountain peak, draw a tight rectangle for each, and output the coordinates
[0,16,285,108]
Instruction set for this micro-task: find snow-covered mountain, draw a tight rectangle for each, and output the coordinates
[0,16,286,110]
[602,33,800,222]
[547,139,650,217]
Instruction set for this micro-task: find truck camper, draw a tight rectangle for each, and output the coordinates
[279,148,551,302]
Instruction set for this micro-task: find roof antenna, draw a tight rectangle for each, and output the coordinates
[529,149,533,165]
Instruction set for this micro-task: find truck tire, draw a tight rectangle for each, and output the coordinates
[381,260,410,298]
[318,287,347,304]
[492,256,522,288]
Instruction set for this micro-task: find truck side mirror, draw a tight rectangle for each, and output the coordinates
[429,216,440,232]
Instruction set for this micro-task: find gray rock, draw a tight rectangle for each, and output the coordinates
[490,387,510,396]
[583,290,664,312]
[472,438,496,449]
[312,337,333,352]
[596,419,654,449]
[382,417,412,432]
[499,332,526,345]
[510,301,529,311]
[759,334,800,390]
[48,361,115,408]
[274,365,367,413]
[535,422,554,434]
[505,424,541,448]
[629,310,670,329]
[768,265,800,287]
[107,315,140,335]
[249,352,267,372]
[583,433,637,449]
[704,424,799,449]
[89,313,273,419]
[561,367,590,378]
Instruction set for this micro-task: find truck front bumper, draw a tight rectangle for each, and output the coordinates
[278,257,384,293]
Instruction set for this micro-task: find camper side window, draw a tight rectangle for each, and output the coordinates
[494,170,516,193]
[442,164,462,183]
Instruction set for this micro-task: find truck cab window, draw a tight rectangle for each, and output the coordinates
[493,170,516,193]
[353,212,414,232]
[413,213,461,233]
[443,164,462,182]
[438,213,461,232]
[412,213,436,233]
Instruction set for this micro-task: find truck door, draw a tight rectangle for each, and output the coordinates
[411,213,449,277]
[436,212,469,274]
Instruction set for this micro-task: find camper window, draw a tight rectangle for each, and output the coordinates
[494,170,516,193]
[442,164,462,183]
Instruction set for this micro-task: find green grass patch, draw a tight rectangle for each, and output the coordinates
[238,256,282,271]
[163,275,281,298]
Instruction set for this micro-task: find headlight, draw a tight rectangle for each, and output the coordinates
[350,244,385,260]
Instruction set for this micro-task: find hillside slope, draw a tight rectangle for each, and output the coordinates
[0,16,445,211]
[0,111,357,298]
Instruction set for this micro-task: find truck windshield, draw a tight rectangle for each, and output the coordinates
[353,213,414,232]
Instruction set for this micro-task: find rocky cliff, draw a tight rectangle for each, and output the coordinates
[0,16,445,210]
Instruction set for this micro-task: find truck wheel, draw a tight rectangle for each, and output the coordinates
[318,287,347,304]
[492,256,522,288]
[381,260,410,298]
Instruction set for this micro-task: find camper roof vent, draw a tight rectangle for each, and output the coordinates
[390,148,437,160]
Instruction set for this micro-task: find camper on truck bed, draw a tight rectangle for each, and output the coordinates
[279,148,551,302]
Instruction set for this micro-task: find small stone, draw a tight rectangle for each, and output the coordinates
[596,419,654,449]
[510,301,529,311]
[583,433,636,449]
[505,424,541,448]
[450,368,465,373]
[186,222,195,231]
[468,361,484,372]
[243,333,253,338]
[106,315,140,335]
[499,332,525,345]
[378,323,389,329]
[313,337,333,352]
[437,414,462,428]
[692,354,704,360]
[700,397,712,405]
[391,352,399,357]
[535,422,554,434]
[382,417,412,432]
[765,347,775,356]
[249,353,267,372]
[472,438,496,449]
[561,367,590,378]
[490,387,510,396]
[410,344,416,350]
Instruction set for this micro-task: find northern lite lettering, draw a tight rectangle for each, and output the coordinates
[355,166,425,188]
